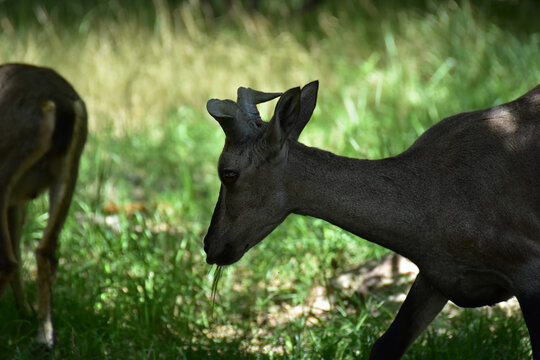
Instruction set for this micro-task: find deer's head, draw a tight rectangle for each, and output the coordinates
[204,81,318,265]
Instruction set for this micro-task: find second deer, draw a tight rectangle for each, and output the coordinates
[0,63,87,348]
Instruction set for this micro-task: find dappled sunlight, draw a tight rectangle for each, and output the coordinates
[202,253,525,357]
[487,106,519,135]
[0,1,538,359]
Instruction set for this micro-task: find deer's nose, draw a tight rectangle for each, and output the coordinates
[203,234,219,264]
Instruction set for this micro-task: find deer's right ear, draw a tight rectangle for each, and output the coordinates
[268,87,302,150]
[207,99,249,141]
[290,80,319,141]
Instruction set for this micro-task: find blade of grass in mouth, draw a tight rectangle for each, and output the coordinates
[211,265,224,315]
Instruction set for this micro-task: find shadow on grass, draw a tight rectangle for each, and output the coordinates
[0,253,530,360]
[328,254,530,359]
[0,286,280,360]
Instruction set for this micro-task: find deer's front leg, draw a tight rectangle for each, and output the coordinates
[369,273,448,360]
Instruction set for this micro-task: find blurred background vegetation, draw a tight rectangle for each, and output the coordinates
[0,0,539,358]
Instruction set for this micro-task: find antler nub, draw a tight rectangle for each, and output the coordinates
[207,87,282,142]
[207,99,252,141]
[237,87,282,121]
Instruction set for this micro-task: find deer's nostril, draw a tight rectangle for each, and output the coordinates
[203,241,209,253]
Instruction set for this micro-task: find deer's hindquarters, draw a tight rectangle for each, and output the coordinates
[0,64,88,347]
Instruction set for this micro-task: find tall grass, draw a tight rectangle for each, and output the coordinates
[0,1,538,358]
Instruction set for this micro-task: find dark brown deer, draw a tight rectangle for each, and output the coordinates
[0,63,87,347]
[204,81,540,359]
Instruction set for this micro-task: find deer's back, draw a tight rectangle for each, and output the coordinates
[407,85,539,201]
[401,86,540,277]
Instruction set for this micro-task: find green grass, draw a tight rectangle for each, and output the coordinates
[0,1,539,359]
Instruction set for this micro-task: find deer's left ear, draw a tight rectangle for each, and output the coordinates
[268,86,302,149]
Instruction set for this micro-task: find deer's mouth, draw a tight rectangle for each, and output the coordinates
[205,240,249,266]
[204,220,281,266]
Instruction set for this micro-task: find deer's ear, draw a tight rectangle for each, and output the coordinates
[207,99,237,121]
[269,86,302,149]
[290,80,318,141]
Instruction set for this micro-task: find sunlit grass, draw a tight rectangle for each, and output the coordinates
[0,0,538,358]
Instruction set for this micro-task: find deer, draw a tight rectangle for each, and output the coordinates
[0,63,87,348]
[203,80,540,359]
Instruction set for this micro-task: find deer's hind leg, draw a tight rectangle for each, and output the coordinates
[35,100,86,348]
[516,272,540,360]
[0,171,33,297]
[519,294,540,360]
[8,204,31,316]
[0,102,56,298]
[0,194,17,296]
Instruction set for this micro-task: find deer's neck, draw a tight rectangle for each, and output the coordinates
[286,142,427,259]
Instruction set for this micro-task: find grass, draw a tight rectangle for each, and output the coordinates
[0,0,539,358]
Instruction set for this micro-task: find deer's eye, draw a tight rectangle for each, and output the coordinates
[221,170,239,184]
